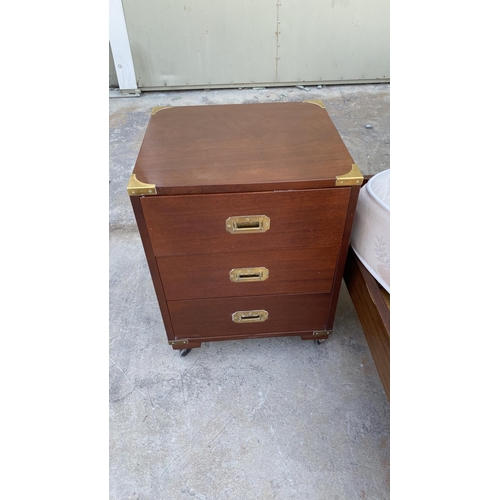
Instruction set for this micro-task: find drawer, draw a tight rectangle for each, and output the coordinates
[158,247,338,300]
[168,293,331,339]
[141,188,350,257]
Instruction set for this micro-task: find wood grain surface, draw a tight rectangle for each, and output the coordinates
[129,102,363,350]
[129,196,176,340]
[132,102,355,195]
[168,293,331,339]
[326,184,361,327]
[158,246,338,300]
[344,248,390,400]
[141,188,350,257]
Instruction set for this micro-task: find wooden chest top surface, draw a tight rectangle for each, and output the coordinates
[132,102,355,195]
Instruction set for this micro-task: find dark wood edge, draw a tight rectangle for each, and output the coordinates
[362,175,374,187]
[130,196,176,341]
[353,251,390,333]
[154,179,348,196]
[300,334,329,341]
[326,185,361,328]
[170,329,327,345]
[343,247,390,400]
[171,341,202,350]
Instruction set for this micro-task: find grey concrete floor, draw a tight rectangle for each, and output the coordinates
[110,84,390,500]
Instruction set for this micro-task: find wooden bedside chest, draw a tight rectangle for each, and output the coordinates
[128,101,363,355]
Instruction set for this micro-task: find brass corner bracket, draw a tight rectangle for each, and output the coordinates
[168,339,190,346]
[127,174,157,196]
[335,163,364,187]
[313,330,332,336]
[151,106,172,115]
[304,99,326,108]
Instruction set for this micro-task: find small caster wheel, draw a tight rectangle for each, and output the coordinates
[314,339,326,345]
[180,348,192,357]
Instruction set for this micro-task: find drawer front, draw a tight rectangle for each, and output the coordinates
[158,247,338,300]
[168,293,331,339]
[141,188,350,257]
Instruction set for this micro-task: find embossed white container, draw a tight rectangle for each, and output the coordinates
[350,169,390,293]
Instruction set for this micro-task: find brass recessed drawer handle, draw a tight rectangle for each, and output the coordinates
[229,267,269,282]
[226,215,270,234]
[232,310,269,323]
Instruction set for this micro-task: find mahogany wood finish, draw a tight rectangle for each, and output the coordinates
[171,331,322,347]
[158,246,339,300]
[343,247,390,400]
[140,189,350,257]
[129,196,175,336]
[326,184,361,327]
[168,293,331,339]
[134,102,355,195]
[170,341,202,350]
[129,102,363,350]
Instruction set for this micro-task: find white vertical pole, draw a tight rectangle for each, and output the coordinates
[109,0,139,93]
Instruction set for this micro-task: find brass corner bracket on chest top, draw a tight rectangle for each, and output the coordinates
[335,163,364,187]
[127,174,157,196]
[151,105,173,115]
[303,99,326,108]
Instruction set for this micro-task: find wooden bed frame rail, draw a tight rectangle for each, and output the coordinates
[343,170,389,401]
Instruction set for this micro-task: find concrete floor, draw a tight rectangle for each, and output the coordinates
[109,84,390,500]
